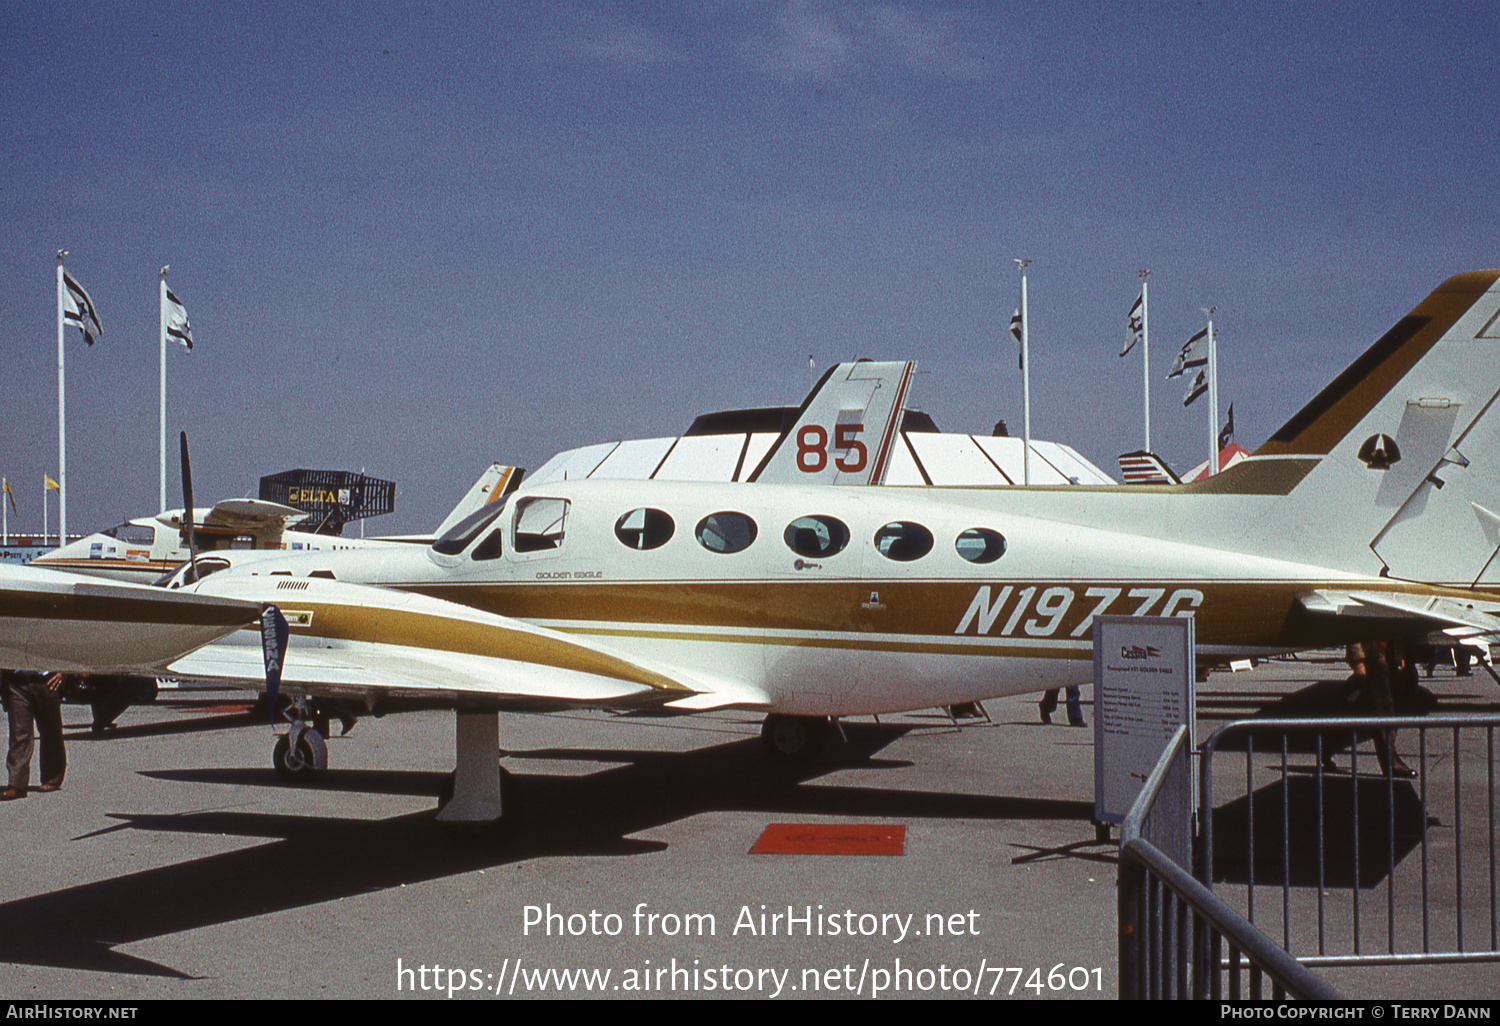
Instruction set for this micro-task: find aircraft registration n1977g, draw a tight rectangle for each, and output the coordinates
[4,269,1500,838]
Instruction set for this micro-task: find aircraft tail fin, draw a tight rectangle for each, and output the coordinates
[1235,271,1500,586]
[1117,450,1181,485]
[432,464,523,537]
[749,361,916,485]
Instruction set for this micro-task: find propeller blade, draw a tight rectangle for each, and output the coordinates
[179,431,200,583]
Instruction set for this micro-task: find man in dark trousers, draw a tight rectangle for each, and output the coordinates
[3,669,68,799]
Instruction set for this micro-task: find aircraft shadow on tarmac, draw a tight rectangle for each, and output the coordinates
[0,722,1091,978]
[1200,678,1443,890]
[64,708,259,742]
[1209,777,1432,889]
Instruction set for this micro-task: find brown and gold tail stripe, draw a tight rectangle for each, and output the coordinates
[1257,271,1500,457]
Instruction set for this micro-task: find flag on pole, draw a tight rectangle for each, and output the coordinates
[45,475,60,491]
[2,477,15,516]
[61,271,102,345]
[1008,304,1023,369]
[1218,403,1235,449]
[164,286,193,350]
[1166,327,1208,379]
[1122,289,1144,357]
[1183,369,1208,406]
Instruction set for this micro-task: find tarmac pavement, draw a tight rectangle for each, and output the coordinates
[0,658,1495,1001]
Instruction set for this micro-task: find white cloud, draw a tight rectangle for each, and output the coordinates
[742,0,854,81]
[740,1,993,84]
[578,20,684,70]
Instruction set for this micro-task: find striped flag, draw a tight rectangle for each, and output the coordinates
[1166,327,1208,379]
[1008,304,1023,369]
[62,271,102,345]
[1122,289,1144,357]
[1183,369,1208,406]
[164,286,193,350]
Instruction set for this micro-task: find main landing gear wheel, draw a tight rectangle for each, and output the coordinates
[761,714,830,762]
[272,727,327,781]
[438,765,520,844]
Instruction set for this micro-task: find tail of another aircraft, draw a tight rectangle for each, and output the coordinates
[1232,271,1500,586]
[750,361,916,485]
[431,464,523,537]
[1118,450,1181,485]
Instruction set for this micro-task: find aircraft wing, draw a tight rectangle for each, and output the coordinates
[0,564,261,673]
[176,576,727,710]
[1298,588,1500,638]
[154,499,307,535]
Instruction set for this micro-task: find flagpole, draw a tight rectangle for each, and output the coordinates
[1205,309,1218,475]
[1016,259,1032,486]
[1140,271,1152,453]
[160,267,169,513]
[55,251,67,547]
[43,475,50,549]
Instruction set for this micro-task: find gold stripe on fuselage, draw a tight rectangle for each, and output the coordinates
[401,577,1496,655]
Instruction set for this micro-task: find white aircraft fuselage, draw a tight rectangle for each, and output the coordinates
[7,269,1500,827]
[182,469,1471,719]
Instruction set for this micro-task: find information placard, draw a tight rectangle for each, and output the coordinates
[1092,615,1194,825]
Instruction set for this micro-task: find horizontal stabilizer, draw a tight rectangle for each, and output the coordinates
[1298,588,1500,638]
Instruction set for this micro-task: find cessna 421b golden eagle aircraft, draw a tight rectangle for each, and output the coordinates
[4,269,1500,835]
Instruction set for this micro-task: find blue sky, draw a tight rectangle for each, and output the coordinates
[3,1,1497,535]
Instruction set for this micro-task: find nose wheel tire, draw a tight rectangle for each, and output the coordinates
[273,728,327,781]
[761,714,829,762]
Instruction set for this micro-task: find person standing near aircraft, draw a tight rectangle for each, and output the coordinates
[1038,687,1086,727]
[3,669,68,799]
[1343,642,1416,779]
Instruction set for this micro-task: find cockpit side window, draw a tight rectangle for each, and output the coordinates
[432,500,509,555]
[165,557,231,588]
[513,497,570,553]
[471,529,504,561]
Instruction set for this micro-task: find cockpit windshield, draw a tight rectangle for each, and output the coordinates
[101,521,156,545]
[431,499,509,556]
[160,557,232,589]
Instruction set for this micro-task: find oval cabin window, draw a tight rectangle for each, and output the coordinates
[615,508,675,550]
[873,521,934,562]
[783,515,850,558]
[696,512,758,554]
[955,528,1007,564]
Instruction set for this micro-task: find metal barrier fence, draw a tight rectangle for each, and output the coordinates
[1118,725,1339,999]
[1201,716,1500,969]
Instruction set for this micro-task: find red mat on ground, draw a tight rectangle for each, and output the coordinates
[751,823,906,855]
